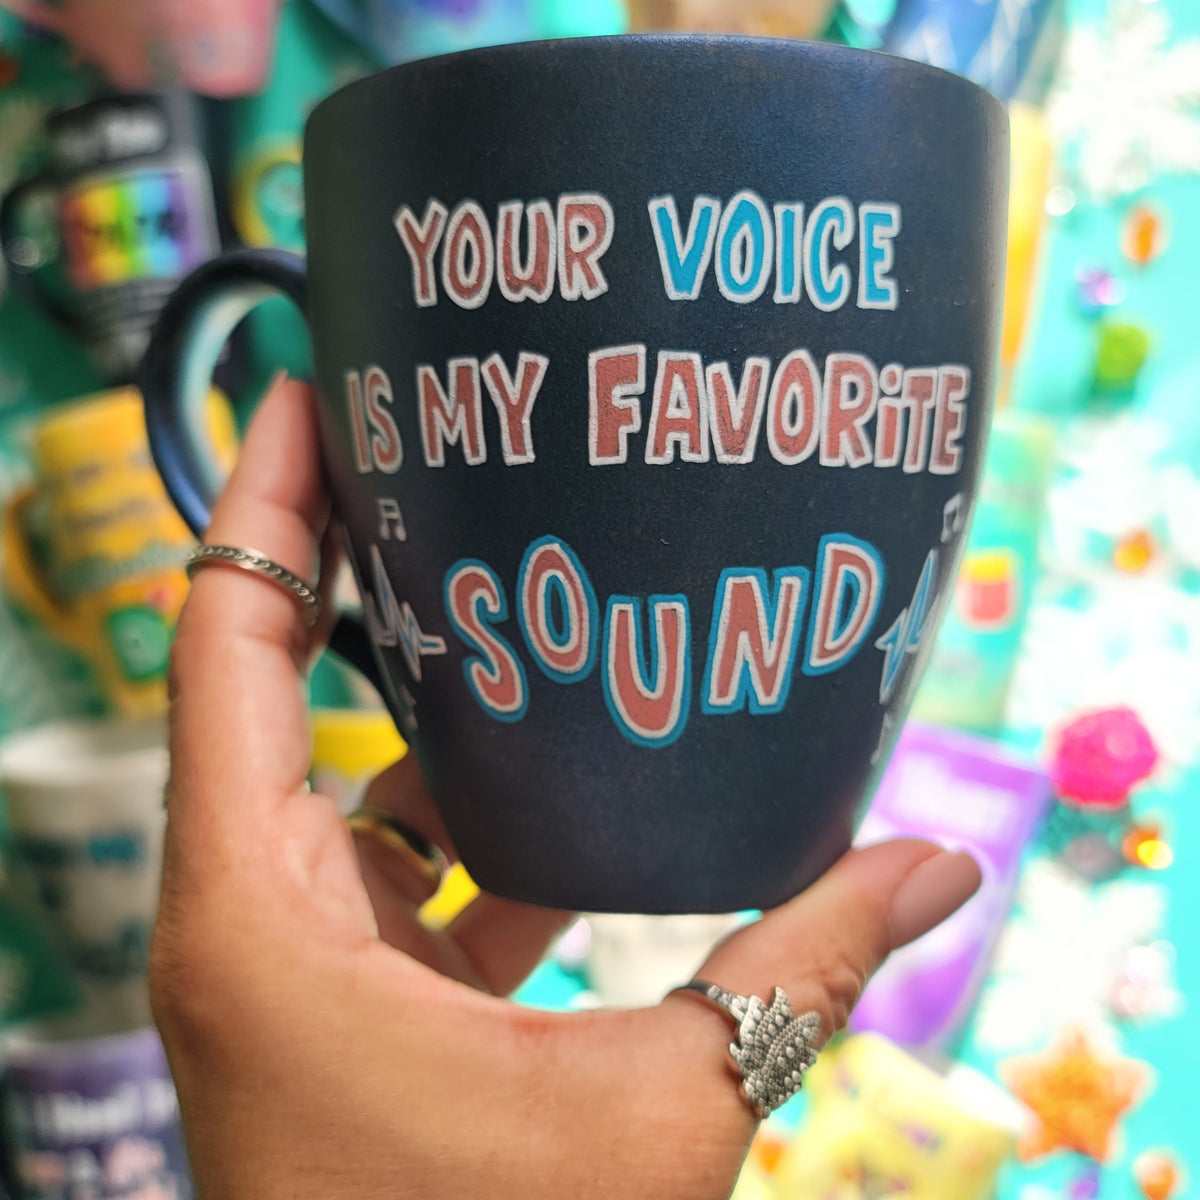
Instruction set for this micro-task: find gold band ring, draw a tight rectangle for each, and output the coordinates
[347,807,449,898]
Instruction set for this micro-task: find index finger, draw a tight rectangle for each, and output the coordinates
[167,377,330,845]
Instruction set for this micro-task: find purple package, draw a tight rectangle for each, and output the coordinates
[850,723,1049,1050]
[1,1027,192,1199]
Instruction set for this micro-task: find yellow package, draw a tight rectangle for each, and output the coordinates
[1,386,235,719]
[310,707,478,927]
[774,1035,1027,1200]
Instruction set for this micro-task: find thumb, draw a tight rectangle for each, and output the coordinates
[699,838,982,1036]
[518,841,980,1200]
[657,840,981,1131]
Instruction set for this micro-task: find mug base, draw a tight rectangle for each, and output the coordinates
[457,839,851,916]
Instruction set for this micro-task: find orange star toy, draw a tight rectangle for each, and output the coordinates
[1001,1030,1152,1162]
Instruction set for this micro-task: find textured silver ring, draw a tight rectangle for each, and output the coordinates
[185,545,321,627]
[674,980,822,1118]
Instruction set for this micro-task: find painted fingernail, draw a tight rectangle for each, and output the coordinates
[889,851,982,948]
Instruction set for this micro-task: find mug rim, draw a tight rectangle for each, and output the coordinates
[307,32,1007,136]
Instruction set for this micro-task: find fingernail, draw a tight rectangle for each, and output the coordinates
[889,851,982,948]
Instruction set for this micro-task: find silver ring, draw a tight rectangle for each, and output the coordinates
[674,980,822,1118]
[186,545,321,627]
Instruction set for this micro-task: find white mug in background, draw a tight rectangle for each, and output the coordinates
[0,721,168,1040]
[583,913,745,1009]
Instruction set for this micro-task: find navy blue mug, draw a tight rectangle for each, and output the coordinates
[140,36,1009,914]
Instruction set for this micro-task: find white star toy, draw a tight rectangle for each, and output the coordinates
[1047,0,1200,197]
[974,860,1174,1052]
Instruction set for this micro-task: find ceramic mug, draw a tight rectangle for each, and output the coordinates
[0,721,169,1039]
[1,386,234,719]
[0,0,283,96]
[141,36,1008,914]
[0,93,221,383]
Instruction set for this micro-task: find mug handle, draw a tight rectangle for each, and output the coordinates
[0,173,82,332]
[139,247,383,689]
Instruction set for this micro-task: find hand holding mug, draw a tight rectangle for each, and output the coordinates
[151,373,983,1198]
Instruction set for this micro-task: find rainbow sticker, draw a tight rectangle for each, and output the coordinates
[60,161,217,291]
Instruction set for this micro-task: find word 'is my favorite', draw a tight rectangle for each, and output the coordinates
[359,191,967,475]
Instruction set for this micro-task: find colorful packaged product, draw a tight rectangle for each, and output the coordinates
[1,387,235,719]
[774,1033,1028,1200]
[911,410,1055,733]
[850,723,1050,1050]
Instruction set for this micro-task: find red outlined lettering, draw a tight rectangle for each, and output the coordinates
[589,344,646,465]
[394,199,448,307]
[604,598,689,746]
[707,357,769,464]
[806,538,884,674]
[705,571,808,713]
[901,368,939,474]
[417,357,486,467]
[875,400,904,467]
[646,351,709,465]
[820,353,878,468]
[481,352,548,466]
[497,200,555,304]
[344,370,371,474]
[767,350,821,465]
[441,200,494,310]
[445,564,525,719]
[518,540,594,680]
[930,365,970,475]
[364,365,401,474]
[874,362,905,467]
[558,193,614,301]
